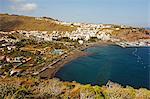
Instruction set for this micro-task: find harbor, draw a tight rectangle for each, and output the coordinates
[115,40,150,48]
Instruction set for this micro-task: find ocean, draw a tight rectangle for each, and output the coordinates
[55,45,150,89]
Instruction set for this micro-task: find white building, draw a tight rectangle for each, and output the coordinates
[78,40,84,44]
[97,32,110,41]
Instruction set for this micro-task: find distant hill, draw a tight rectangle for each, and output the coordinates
[145,27,150,30]
[0,14,76,32]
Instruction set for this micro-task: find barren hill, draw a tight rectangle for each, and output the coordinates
[0,14,76,32]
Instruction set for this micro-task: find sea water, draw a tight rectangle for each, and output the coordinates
[55,45,150,89]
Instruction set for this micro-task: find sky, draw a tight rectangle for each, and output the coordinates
[0,0,149,27]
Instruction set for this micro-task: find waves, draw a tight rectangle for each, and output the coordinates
[132,48,144,66]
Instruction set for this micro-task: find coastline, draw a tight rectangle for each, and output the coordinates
[35,41,148,79]
[38,48,87,78]
[38,41,114,79]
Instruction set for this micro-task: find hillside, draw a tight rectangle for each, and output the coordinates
[0,14,76,32]
[0,13,150,99]
[0,77,149,99]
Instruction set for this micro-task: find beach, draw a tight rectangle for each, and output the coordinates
[38,41,113,78]
[55,45,150,89]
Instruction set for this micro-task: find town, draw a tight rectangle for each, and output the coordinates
[0,16,150,78]
[0,12,150,98]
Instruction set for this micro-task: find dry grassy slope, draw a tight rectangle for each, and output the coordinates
[0,14,76,32]
[0,77,150,98]
[111,29,150,41]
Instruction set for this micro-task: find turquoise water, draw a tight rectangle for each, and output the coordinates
[55,45,150,89]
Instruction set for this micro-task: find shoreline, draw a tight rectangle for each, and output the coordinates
[38,41,114,79]
[38,48,88,78]
[37,41,148,79]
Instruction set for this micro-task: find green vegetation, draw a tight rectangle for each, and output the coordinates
[89,37,99,42]
[0,32,72,77]
[0,13,150,99]
[0,77,149,99]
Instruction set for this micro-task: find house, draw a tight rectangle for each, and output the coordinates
[7,46,16,51]
[43,37,52,41]
[97,32,110,41]
[84,35,90,41]
[78,40,84,44]
[115,28,120,30]
[6,57,11,62]
[20,57,31,63]
[10,68,23,76]
[2,44,6,47]
[13,57,23,63]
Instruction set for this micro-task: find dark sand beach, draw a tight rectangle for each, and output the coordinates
[38,41,113,78]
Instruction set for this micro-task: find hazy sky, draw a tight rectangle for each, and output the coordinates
[0,0,149,27]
